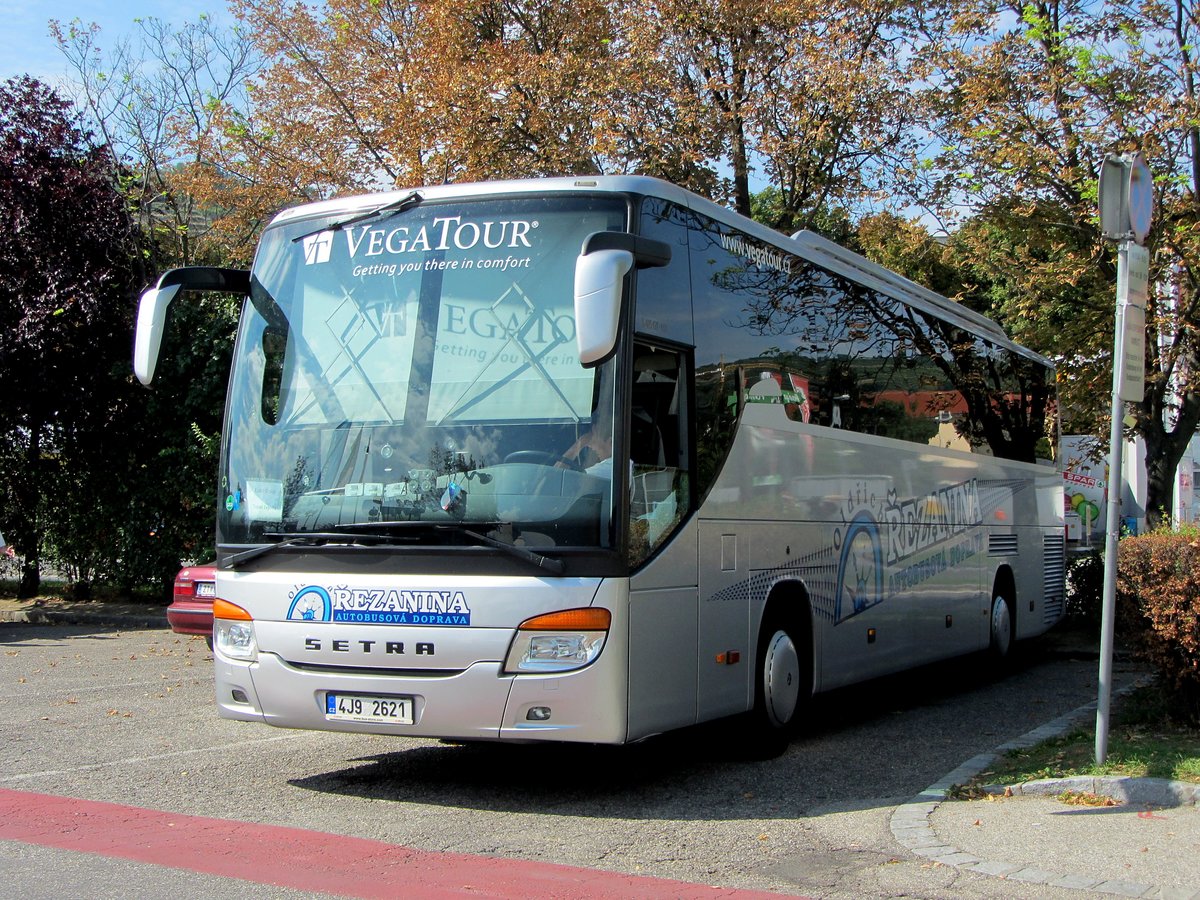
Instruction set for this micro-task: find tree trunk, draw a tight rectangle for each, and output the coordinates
[17,559,40,599]
[1141,389,1200,530]
[730,118,752,219]
[13,425,42,599]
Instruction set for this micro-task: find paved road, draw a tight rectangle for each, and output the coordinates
[0,623,1141,897]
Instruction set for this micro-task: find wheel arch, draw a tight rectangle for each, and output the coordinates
[758,578,818,697]
[991,564,1016,612]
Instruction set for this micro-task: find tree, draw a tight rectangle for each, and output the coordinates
[51,19,248,593]
[53,15,261,268]
[192,0,646,227]
[184,0,934,234]
[910,0,1200,526]
[639,0,938,226]
[0,77,143,596]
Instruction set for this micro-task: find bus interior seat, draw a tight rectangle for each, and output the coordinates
[632,349,680,467]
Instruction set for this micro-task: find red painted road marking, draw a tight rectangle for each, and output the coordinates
[0,788,792,899]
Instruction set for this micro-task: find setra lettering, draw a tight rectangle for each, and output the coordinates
[302,638,428,656]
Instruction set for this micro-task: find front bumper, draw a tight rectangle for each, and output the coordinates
[215,649,627,744]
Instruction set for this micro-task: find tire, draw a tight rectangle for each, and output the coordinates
[988,589,1014,661]
[746,609,812,758]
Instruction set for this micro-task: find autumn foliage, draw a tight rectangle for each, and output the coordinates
[1116,532,1200,719]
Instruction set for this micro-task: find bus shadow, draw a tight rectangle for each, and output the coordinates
[288,638,1081,821]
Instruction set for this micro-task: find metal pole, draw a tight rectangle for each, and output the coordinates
[1095,240,1130,766]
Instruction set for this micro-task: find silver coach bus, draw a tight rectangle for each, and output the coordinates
[135,176,1064,754]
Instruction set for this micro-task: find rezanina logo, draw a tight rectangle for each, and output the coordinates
[301,215,537,266]
[287,584,472,626]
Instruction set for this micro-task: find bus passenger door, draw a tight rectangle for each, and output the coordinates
[626,343,702,739]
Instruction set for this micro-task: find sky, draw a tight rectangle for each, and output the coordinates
[2,0,231,86]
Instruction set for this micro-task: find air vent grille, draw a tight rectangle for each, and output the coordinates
[1043,533,1066,625]
[989,533,1019,556]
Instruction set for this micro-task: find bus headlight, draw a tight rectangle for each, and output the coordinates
[504,608,611,674]
[213,599,258,662]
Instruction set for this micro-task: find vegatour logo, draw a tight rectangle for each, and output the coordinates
[287,584,472,625]
[300,216,538,266]
[302,231,334,265]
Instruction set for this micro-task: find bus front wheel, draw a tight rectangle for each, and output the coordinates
[747,610,811,757]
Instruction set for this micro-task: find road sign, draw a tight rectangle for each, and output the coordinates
[1099,153,1155,246]
[1096,152,1154,767]
[1128,155,1153,244]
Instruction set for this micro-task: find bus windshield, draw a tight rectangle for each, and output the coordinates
[218,194,628,553]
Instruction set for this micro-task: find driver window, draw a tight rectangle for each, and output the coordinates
[629,343,691,566]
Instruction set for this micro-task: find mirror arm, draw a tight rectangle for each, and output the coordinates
[133,266,250,386]
[155,266,250,293]
[580,232,671,269]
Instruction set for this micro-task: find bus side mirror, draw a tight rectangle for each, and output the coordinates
[134,284,182,385]
[575,249,633,367]
[133,266,251,385]
[574,232,671,367]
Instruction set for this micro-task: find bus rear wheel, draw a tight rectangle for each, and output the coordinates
[989,591,1014,660]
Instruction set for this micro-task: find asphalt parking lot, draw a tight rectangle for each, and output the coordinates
[0,622,1146,898]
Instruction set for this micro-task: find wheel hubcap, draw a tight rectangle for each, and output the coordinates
[990,596,1011,656]
[763,630,801,727]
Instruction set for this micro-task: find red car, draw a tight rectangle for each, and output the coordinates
[168,564,217,647]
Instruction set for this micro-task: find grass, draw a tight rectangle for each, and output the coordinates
[961,682,1200,792]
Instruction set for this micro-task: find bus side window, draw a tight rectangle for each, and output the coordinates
[629,343,691,566]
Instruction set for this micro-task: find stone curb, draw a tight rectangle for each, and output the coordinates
[0,607,167,629]
[888,678,1200,898]
[1000,776,1200,808]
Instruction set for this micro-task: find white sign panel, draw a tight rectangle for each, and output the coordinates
[1118,243,1149,402]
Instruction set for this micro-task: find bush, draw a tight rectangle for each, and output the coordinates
[1065,547,1104,625]
[1116,530,1200,721]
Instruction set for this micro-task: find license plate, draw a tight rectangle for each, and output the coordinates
[196,582,216,598]
[325,692,414,725]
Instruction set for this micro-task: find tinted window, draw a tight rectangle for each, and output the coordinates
[634,199,694,344]
[677,204,1055,474]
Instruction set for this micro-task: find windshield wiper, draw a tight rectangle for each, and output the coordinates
[443,525,566,575]
[221,531,390,569]
[332,521,566,575]
[291,191,423,245]
[224,522,566,574]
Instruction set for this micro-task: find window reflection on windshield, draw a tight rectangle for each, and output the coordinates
[219,195,627,553]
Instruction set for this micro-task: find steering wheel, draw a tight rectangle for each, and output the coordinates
[504,450,582,470]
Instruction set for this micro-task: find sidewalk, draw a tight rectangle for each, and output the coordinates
[891,629,1200,898]
[0,596,167,628]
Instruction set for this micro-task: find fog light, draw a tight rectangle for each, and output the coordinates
[231,689,248,703]
[526,706,552,721]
